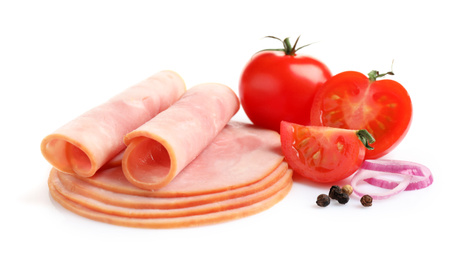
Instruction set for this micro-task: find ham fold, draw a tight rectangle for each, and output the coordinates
[122,83,240,190]
[41,71,186,177]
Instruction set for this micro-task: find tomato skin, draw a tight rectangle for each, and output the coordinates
[310,71,412,159]
[239,51,331,132]
[280,121,366,183]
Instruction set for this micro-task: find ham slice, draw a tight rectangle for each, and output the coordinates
[49,168,292,218]
[122,83,240,190]
[41,71,186,177]
[48,171,292,228]
[55,162,288,209]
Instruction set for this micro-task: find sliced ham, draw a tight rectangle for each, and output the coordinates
[99,151,124,170]
[85,122,283,197]
[49,168,292,218]
[54,162,288,209]
[122,84,240,190]
[41,71,186,177]
[48,172,292,229]
[42,71,292,228]
[47,120,291,228]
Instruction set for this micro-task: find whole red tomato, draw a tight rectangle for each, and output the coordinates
[239,36,331,132]
[310,70,412,159]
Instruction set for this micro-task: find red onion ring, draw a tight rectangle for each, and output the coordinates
[350,159,433,200]
[362,160,433,190]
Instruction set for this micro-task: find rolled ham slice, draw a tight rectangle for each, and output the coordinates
[122,83,240,190]
[41,71,186,177]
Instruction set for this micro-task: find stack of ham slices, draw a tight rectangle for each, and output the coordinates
[42,71,292,228]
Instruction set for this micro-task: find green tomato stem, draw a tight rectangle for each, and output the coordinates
[356,129,376,150]
[283,37,293,54]
[367,70,395,82]
[259,36,314,56]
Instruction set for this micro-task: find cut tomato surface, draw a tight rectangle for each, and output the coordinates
[280,121,371,183]
[310,71,412,159]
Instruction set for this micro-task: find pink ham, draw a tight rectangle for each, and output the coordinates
[41,71,186,177]
[47,121,290,228]
[55,162,288,209]
[49,168,292,218]
[122,83,240,190]
[48,172,292,229]
[88,122,283,196]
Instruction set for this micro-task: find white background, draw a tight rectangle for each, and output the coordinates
[1,0,463,259]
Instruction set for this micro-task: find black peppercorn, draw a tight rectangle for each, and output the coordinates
[328,185,349,204]
[337,193,350,204]
[316,194,331,207]
[360,195,373,207]
[328,185,343,200]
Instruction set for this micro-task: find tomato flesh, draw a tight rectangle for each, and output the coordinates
[310,71,412,159]
[239,51,331,132]
[280,121,366,183]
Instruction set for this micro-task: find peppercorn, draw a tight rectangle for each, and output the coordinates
[328,185,343,200]
[341,184,353,196]
[328,185,350,204]
[316,194,331,207]
[360,195,373,207]
[337,193,350,204]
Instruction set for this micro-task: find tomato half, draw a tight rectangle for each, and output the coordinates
[310,71,412,159]
[280,121,373,183]
[239,37,331,132]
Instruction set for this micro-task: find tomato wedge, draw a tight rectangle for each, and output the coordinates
[310,70,412,159]
[280,121,375,183]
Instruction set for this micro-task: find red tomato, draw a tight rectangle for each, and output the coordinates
[280,121,374,183]
[239,37,331,132]
[310,70,412,159]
